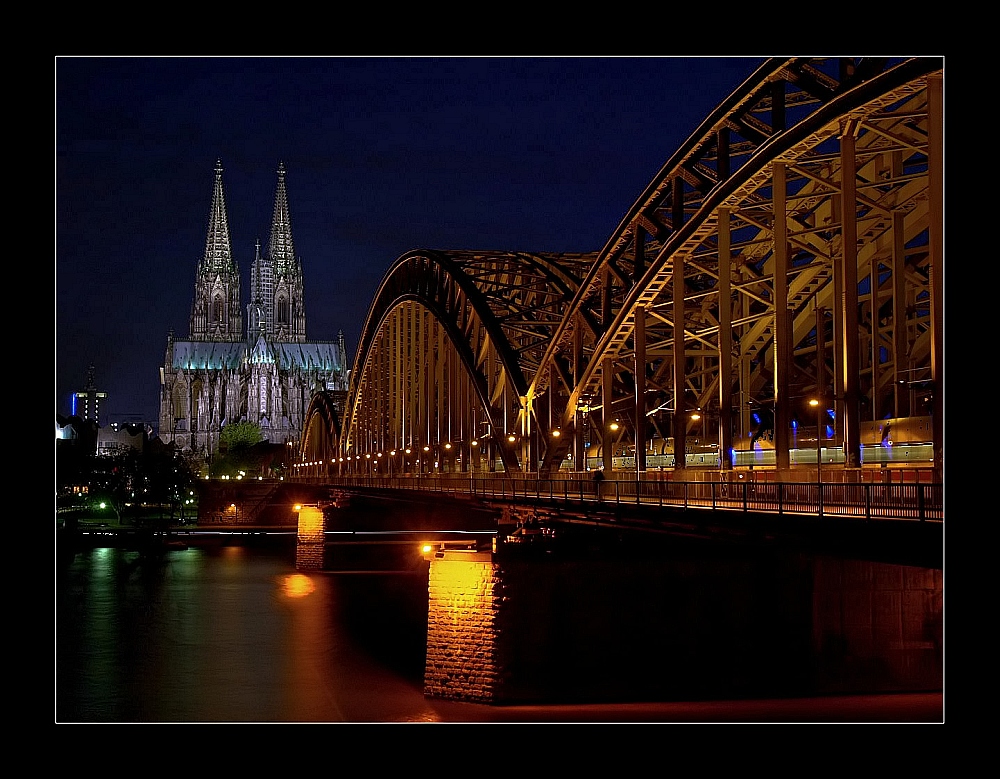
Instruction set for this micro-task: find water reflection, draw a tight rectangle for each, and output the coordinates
[56,540,942,723]
[56,546,439,723]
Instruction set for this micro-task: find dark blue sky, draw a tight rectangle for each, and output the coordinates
[55,56,767,428]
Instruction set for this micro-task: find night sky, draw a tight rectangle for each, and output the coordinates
[55,56,768,429]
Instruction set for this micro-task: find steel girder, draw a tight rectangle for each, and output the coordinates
[338,56,943,478]
[343,249,597,472]
[301,390,343,465]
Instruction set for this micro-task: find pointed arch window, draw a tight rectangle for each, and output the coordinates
[191,378,203,433]
[277,296,289,325]
[213,295,225,323]
[172,384,186,427]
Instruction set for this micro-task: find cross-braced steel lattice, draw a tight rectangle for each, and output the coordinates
[309,57,943,481]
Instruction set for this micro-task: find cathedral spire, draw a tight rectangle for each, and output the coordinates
[266,162,307,343]
[202,160,237,274]
[190,160,243,341]
[269,161,296,274]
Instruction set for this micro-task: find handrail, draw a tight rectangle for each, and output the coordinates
[294,474,943,523]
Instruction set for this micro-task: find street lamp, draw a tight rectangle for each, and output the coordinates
[809,398,823,485]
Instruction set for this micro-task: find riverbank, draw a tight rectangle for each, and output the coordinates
[57,522,299,560]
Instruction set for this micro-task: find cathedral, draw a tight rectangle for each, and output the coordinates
[159,161,350,457]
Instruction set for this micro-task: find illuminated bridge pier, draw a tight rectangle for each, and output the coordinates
[419,538,940,704]
[298,57,943,489]
[290,489,940,704]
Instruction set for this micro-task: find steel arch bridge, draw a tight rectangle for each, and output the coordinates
[301,57,943,481]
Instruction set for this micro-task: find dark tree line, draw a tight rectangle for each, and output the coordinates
[57,435,200,525]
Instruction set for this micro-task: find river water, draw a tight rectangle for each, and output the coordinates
[55,538,944,723]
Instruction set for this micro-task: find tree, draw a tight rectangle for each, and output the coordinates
[87,447,142,524]
[212,421,266,478]
[219,421,265,450]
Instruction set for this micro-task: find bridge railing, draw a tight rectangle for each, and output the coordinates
[294,473,943,523]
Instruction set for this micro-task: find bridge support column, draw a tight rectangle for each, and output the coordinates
[424,549,503,703]
[422,531,942,705]
[295,505,326,570]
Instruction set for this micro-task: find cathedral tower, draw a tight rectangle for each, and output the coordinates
[190,160,243,342]
[249,162,307,343]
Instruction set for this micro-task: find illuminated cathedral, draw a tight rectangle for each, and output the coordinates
[159,161,349,457]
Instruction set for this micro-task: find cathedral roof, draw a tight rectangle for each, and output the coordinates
[171,341,246,370]
[171,339,346,373]
[271,341,345,372]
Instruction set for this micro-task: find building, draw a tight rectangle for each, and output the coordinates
[159,161,349,459]
[96,422,147,456]
[72,364,108,427]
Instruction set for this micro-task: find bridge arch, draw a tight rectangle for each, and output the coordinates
[528,56,943,476]
[341,249,597,473]
[299,390,344,472]
[313,57,943,480]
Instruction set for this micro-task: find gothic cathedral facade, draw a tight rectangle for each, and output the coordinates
[159,161,349,457]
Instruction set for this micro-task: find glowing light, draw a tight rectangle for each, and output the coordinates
[281,574,315,598]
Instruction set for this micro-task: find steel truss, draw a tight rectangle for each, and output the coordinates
[319,57,943,480]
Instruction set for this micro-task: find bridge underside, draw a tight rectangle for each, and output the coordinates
[301,58,943,482]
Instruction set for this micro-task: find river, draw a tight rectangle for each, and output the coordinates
[55,538,943,723]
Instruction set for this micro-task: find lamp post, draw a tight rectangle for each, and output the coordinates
[810,398,823,486]
[814,303,827,493]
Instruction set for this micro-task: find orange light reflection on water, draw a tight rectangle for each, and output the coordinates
[282,573,316,598]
